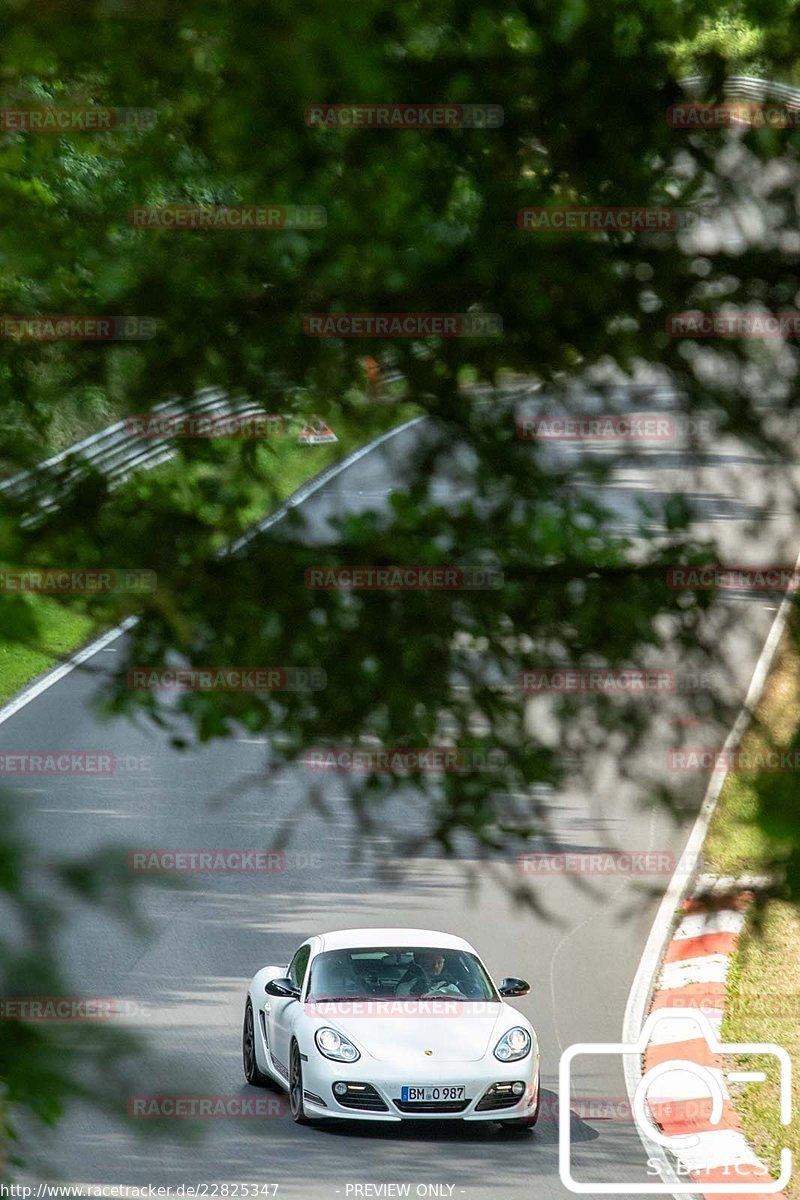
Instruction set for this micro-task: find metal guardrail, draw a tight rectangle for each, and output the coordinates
[0,368,409,517]
[0,364,408,515]
[679,75,800,106]
[0,388,291,514]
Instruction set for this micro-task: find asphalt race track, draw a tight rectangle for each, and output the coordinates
[5,404,799,1200]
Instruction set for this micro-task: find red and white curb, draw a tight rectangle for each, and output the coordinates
[644,884,787,1199]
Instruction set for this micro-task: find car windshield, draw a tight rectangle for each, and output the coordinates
[305,946,499,1001]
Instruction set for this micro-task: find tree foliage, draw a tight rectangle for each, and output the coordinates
[2,0,800,1164]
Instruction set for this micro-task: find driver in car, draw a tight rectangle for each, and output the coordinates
[395,949,451,996]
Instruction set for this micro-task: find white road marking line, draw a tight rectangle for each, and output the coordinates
[0,617,138,730]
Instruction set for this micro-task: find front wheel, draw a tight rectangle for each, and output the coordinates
[242,999,272,1087]
[289,1040,309,1124]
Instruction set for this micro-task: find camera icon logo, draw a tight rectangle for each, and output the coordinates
[559,1008,792,1194]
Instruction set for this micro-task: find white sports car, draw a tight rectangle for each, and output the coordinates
[242,927,540,1128]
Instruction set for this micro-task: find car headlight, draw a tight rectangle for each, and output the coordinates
[314,1027,360,1062]
[494,1026,531,1062]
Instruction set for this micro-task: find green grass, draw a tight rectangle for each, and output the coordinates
[139,400,420,545]
[705,626,800,1197]
[0,599,97,704]
[703,771,775,877]
[0,399,420,705]
[722,902,800,1197]
[704,628,800,876]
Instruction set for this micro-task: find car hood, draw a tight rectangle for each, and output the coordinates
[308,1003,512,1063]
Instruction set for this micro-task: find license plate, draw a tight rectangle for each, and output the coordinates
[400,1085,465,1102]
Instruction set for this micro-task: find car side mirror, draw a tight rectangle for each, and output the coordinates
[265,976,301,999]
[499,977,530,997]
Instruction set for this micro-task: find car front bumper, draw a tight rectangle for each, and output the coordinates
[300,1050,540,1122]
